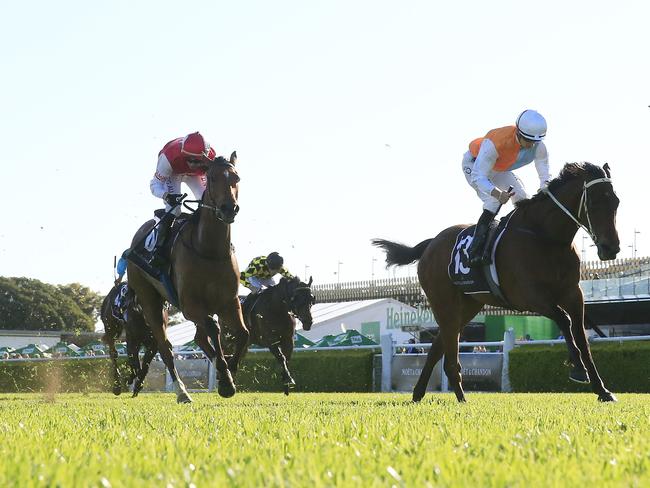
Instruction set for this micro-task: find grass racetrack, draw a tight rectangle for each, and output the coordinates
[1,392,648,487]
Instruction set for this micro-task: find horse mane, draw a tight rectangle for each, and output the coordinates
[515,162,606,209]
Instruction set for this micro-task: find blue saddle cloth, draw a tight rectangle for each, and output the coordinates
[447,212,514,305]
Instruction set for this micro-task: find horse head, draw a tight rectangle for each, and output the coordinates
[581,163,620,260]
[519,162,621,261]
[202,151,240,224]
[281,276,316,331]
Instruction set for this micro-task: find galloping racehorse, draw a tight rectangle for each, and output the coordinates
[100,282,157,397]
[243,276,315,394]
[127,152,249,403]
[374,162,620,403]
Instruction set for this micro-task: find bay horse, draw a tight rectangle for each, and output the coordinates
[242,276,315,395]
[100,282,158,397]
[127,152,249,403]
[373,162,620,403]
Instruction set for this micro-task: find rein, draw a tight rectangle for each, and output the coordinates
[542,177,611,243]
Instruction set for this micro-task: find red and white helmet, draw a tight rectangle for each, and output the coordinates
[181,132,212,160]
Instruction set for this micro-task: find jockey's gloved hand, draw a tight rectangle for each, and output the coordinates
[163,193,183,206]
[490,187,514,205]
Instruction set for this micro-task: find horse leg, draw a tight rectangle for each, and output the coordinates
[561,291,616,402]
[442,331,466,403]
[101,318,123,396]
[551,307,589,383]
[412,333,444,402]
[270,341,295,395]
[193,327,217,362]
[142,301,192,403]
[216,299,250,375]
[125,332,141,387]
[107,336,122,396]
[203,315,236,398]
[133,341,157,398]
[413,291,480,402]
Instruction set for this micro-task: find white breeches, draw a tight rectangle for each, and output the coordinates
[461,151,529,213]
[247,276,277,293]
[161,175,206,216]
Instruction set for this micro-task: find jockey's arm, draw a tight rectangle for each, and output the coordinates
[279,267,294,280]
[150,154,173,199]
[470,139,498,195]
[534,142,550,189]
[240,257,263,287]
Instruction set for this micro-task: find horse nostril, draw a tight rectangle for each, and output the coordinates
[220,203,237,214]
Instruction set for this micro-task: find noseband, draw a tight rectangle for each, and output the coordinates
[282,285,314,317]
[542,177,612,244]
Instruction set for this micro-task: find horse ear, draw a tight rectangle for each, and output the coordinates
[308,276,313,286]
[603,163,611,178]
[230,151,237,166]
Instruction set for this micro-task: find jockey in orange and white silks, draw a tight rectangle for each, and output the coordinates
[148,132,216,265]
[462,110,550,267]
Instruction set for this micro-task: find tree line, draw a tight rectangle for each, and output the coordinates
[0,277,103,332]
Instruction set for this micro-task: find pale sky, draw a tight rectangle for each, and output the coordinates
[1,0,648,294]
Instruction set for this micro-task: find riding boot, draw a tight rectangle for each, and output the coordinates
[149,213,174,268]
[467,209,495,267]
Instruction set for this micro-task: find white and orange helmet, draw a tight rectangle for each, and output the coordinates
[181,132,213,160]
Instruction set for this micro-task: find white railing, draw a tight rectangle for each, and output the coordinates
[382,331,650,394]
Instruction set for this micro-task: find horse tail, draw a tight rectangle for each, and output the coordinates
[371,238,432,267]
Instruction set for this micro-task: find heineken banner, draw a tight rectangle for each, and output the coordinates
[391,352,503,392]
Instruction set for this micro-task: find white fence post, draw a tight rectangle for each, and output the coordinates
[165,368,173,392]
[440,354,448,392]
[501,328,515,392]
[380,334,393,392]
[207,359,216,392]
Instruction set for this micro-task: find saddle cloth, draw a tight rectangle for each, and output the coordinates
[111,282,130,322]
[447,212,515,303]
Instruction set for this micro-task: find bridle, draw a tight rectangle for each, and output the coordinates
[199,161,240,223]
[542,176,612,244]
[282,283,315,318]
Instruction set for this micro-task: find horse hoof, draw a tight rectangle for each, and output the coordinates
[218,381,236,398]
[283,385,290,396]
[177,392,193,404]
[412,390,425,403]
[112,385,122,396]
[569,368,590,384]
[598,392,617,402]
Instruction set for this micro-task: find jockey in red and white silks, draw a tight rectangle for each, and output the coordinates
[147,132,216,264]
[150,132,216,216]
[462,110,551,267]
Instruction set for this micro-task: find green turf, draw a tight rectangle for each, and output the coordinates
[0,393,648,487]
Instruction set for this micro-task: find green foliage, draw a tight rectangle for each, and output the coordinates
[236,349,377,392]
[57,283,103,321]
[509,341,650,392]
[0,277,97,331]
[0,350,377,394]
[0,393,649,486]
